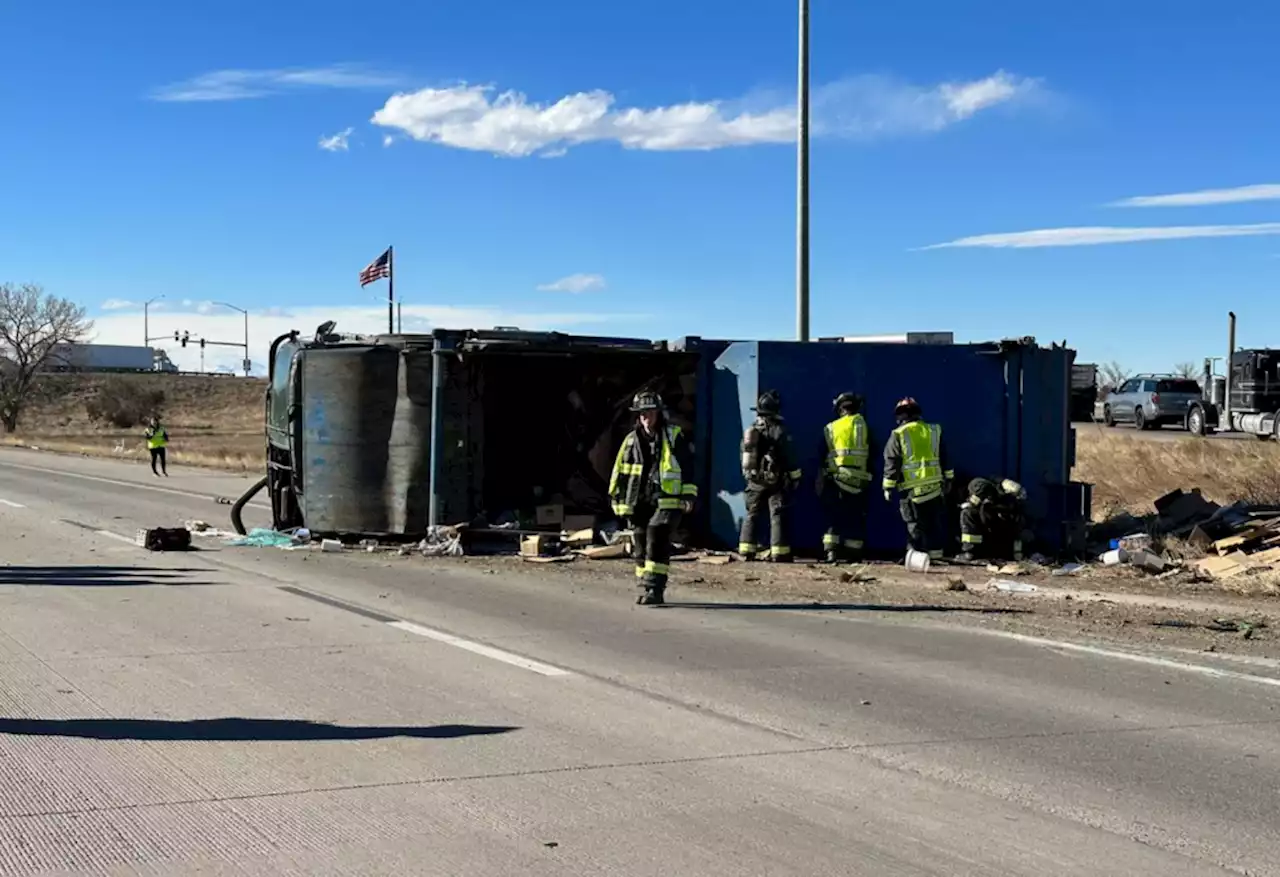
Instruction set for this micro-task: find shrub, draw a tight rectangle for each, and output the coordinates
[85,379,165,429]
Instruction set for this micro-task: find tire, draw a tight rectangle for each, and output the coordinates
[1257,433,1273,442]
[1134,407,1148,430]
[1103,405,1115,427]
[1188,406,1206,437]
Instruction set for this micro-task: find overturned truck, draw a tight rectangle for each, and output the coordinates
[233,324,1091,555]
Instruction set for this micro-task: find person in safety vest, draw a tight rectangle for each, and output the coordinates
[817,392,872,563]
[882,397,952,560]
[738,389,801,562]
[609,392,697,606]
[144,415,169,477]
[958,477,1030,562]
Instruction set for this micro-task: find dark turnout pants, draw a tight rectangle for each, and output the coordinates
[739,483,791,559]
[149,446,167,475]
[631,503,679,593]
[900,493,947,560]
[959,505,1025,560]
[822,484,868,558]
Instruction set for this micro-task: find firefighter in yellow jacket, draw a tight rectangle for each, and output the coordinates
[818,392,872,563]
[609,392,697,606]
[882,397,953,560]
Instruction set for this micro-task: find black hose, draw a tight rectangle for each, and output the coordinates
[230,475,268,535]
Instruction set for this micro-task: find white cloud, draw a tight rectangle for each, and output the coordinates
[150,64,400,102]
[319,127,354,152]
[86,303,640,374]
[1110,183,1280,208]
[382,135,395,147]
[101,298,139,311]
[537,273,607,294]
[920,223,1280,250]
[369,70,1038,158]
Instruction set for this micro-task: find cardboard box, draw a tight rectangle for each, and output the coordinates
[520,534,556,557]
[562,513,596,533]
[561,528,595,549]
[535,503,565,527]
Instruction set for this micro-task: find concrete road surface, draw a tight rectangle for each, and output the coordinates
[1,448,1278,876]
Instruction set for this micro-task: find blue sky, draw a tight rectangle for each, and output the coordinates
[2,0,1278,373]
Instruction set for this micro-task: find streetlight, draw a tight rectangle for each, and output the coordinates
[213,302,250,376]
[796,0,811,343]
[144,295,165,346]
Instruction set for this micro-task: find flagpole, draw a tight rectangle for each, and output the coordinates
[387,246,395,334]
[397,302,402,333]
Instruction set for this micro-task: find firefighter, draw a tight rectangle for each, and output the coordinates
[609,392,697,606]
[959,477,1030,561]
[818,392,872,563]
[882,397,953,561]
[738,390,801,562]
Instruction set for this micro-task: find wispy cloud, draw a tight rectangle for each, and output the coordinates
[100,298,139,311]
[920,223,1280,250]
[319,127,354,152]
[537,273,607,294]
[1110,183,1280,208]
[150,64,400,102]
[370,70,1041,158]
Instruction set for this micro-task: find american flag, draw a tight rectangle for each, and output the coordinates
[359,248,391,286]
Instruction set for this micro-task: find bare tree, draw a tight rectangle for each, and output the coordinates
[1098,361,1130,394]
[0,283,91,432]
[1173,361,1198,379]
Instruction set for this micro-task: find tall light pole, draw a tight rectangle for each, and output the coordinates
[144,295,165,346]
[213,302,250,376]
[796,0,811,342]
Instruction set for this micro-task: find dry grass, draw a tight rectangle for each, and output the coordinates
[7,374,267,472]
[1074,427,1280,517]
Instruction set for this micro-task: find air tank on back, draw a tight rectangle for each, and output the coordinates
[297,342,433,535]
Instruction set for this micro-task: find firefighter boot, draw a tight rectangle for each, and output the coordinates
[824,549,842,564]
[636,586,665,606]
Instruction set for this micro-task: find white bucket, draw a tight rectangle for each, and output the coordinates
[904,549,931,573]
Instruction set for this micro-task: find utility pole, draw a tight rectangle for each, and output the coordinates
[144,296,165,346]
[214,302,251,376]
[795,0,811,342]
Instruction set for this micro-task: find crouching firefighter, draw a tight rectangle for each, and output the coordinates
[882,397,953,561]
[738,390,802,562]
[959,477,1030,562]
[609,392,697,606]
[818,392,872,563]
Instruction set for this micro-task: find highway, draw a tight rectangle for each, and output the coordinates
[1,448,1278,875]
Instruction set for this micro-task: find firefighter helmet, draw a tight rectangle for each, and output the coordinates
[630,391,664,412]
[833,392,863,413]
[968,477,998,503]
[753,389,782,415]
[894,396,922,418]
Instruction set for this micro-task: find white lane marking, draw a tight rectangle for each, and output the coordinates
[387,620,574,678]
[0,459,269,508]
[97,531,139,545]
[0,498,25,508]
[922,624,1280,690]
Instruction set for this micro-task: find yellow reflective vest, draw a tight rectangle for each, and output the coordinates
[883,420,953,503]
[610,424,697,516]
[823,413,870,492]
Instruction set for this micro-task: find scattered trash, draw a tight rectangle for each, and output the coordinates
[320,539,344,553]
[1028,552,1052,565]
[420,525,464,557]
[904,549,930,573]
[579,543,627,560]
[523,554,576,564]
[227,528,298,549]
[214,496,233,505]
[988,579,1037,593]
[186,520,211,533]
[945,578,968,591]
[838,566,876,584]
[1117,533,1153,553]
[520,534,557,558]
[1051,562,1085,576]
[859,699,871,706]
[360,539,379,553]
[561,527,595,549]
[295,528,312,543]
[696,552,733,565]
[1127,549,1167,573]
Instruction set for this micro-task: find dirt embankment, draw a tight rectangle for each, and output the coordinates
[7,373,266,471]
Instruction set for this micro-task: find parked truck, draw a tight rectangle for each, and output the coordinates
[45,342,174,373]
[1186,312,1280,439]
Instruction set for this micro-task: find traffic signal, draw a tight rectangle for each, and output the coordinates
[200,338,206,349]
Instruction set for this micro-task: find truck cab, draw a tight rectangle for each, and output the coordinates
[1189,347,1280,439]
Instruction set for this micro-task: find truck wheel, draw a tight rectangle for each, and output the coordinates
[1103,405,1115,427]
[1188,406,1206,437]
[1134,408,1148,430]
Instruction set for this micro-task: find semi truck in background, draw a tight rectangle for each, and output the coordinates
[1187,311,1280,439]
[44,343,178,373]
